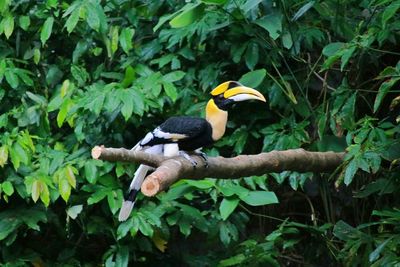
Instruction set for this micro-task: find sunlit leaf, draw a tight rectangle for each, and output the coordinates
[31,180,41,203]
[0,145,8,167]
[59,177,71,202]
[2,181,13,196]
[67,204,83,219]
[65,7,80,33]
[65,165,77,188]
[3,15,14,39]
[40,17,54,46]
[169,3,204,28]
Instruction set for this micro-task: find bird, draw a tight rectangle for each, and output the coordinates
[118,81,266,221]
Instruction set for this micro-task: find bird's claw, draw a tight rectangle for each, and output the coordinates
[197,152,209,168]
[179,151,198,169]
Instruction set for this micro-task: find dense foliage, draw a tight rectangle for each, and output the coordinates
[1,0,400,265]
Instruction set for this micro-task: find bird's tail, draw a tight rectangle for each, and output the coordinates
[118,164,152,221]
[118,143,162,221]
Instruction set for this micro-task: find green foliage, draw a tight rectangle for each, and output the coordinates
[1,0,400,265]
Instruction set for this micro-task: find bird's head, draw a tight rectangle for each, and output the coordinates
[210,81,266,110]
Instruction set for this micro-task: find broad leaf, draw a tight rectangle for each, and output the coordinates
[255,13,282,40]
[239,191,279,206]
[40,17,54,46]
[219,197,240,220]
[169,3,204,28]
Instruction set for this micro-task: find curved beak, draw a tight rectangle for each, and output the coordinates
[224,86,266,103]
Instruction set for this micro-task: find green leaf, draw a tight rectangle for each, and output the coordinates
[115,246,129,267]
[185,179,215,189]
[2,181,13,196]
[84,160,98,184]
[163,82,178,102]
[218,183,249,198]
[163,71,185,83]
[239,191,279,206]
[382,1,400,27]
[0,219,20,241]
[373,78,399,113]
[344,159,358,185]
[369,236,394,262]
[110,26,119,54]
[282,32,293,49]
[245,43,259,70]
[87,188,109,204]
[18,15,30,31]
[340,46,356,71]
[65,165,77,189]
[120,28,135,54]
[219,254,246,267]
[121,66,135,88]
[138,215,154,237]
[119,90,133,121]
[33,48,41,64]
[241,0,262,13]
[10,142,28,169]
[57,99,71,127]
[65,7,80,33]
[291,1,315,21]
[254,13,282,40]
[201,0,227,4]
[40,17,54,46]
[72,41,89,63]
[219,197,240,220]
[3,15,14,39]
[153,12,179,32]
[0,145,8,167]
[67,204,83,219]
[219,221,238,246]
[31,180,41,203]
[40,181,50,207]
[5,70,19,89]
[322,42,344,57]
[169,3,204,28]
[86,2,100,31]
[239,69,266,88]
[59,177,71,202]
[129,89,145,116]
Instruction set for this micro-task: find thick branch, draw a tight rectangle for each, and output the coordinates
[92,146,345,197]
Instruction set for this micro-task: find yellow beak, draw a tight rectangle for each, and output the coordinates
[224,86,266,102]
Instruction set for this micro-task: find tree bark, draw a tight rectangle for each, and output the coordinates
[91,146,345,197]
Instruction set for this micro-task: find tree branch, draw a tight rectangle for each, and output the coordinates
[92,146,345,197]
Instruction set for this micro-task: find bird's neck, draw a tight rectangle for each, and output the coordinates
[206,99,228,141]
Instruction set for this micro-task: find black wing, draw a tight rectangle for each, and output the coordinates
[159,116,209,137]
[140,116,212,148]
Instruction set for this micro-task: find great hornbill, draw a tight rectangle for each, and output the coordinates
[118,81,266,221]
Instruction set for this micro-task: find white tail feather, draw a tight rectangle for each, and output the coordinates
[118,144,163,221]
[129,164,152,190]
[118,200,135,221]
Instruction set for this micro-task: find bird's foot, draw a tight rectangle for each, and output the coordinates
[179,151,198,168]
[196,151,209,168]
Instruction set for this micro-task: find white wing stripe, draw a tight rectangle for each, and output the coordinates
[153,127,187,140]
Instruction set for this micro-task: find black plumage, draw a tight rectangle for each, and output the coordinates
[141,116,214,151]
